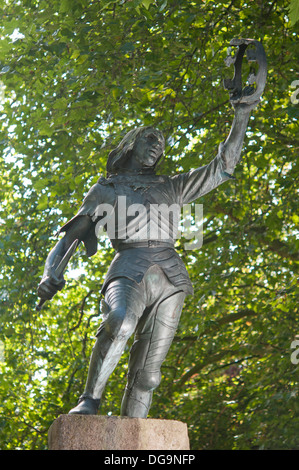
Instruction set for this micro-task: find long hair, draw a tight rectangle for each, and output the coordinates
[106,126,164,176]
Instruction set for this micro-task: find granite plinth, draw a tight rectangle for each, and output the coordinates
[48,414,190,450]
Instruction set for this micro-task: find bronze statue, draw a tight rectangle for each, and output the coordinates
[37,39,267,418]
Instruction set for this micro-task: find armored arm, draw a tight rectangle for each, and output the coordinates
[37,182,105,306]
[37,215,93,304]
[218,100,257,176]
[173,38,267,205]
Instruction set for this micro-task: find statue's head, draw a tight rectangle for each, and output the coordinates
[106,126,165,176]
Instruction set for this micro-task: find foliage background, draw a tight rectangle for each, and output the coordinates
[0,0,298,450]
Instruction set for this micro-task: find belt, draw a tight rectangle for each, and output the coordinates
[116,240,175,251]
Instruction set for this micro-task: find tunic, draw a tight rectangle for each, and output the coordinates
[60,149,235,296]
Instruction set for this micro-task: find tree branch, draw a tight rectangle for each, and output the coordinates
[175,344,272,389]
[174,308,257,343]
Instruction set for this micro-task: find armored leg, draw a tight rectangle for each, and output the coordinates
[69,279,145,415]
[121,290,185,418]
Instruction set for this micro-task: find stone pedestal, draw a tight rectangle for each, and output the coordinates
[48,415,190,450]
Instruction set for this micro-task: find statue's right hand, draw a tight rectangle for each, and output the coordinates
[37,273,66,301]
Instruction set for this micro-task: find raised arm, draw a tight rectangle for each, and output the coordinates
[171,101,258,205]
[219,101,257,175]
[173,38,266,205]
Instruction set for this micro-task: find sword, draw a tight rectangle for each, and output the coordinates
[36,238,79,311]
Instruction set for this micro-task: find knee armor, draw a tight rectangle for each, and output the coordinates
[96,302,137,340]
[134,369,162,392]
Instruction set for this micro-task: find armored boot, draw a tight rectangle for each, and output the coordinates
[69,394,101,415]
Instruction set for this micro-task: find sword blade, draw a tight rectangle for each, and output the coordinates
[55,238,79,277]
[36,238,79,311]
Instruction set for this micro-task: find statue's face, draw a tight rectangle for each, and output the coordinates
[132,129,165,168]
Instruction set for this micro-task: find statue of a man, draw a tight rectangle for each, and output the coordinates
[37,40,266,418]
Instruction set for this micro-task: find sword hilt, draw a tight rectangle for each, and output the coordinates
[36,298,46,311]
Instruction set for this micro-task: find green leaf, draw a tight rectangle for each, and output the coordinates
[142,0,154,9]
[288,0,299,25]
